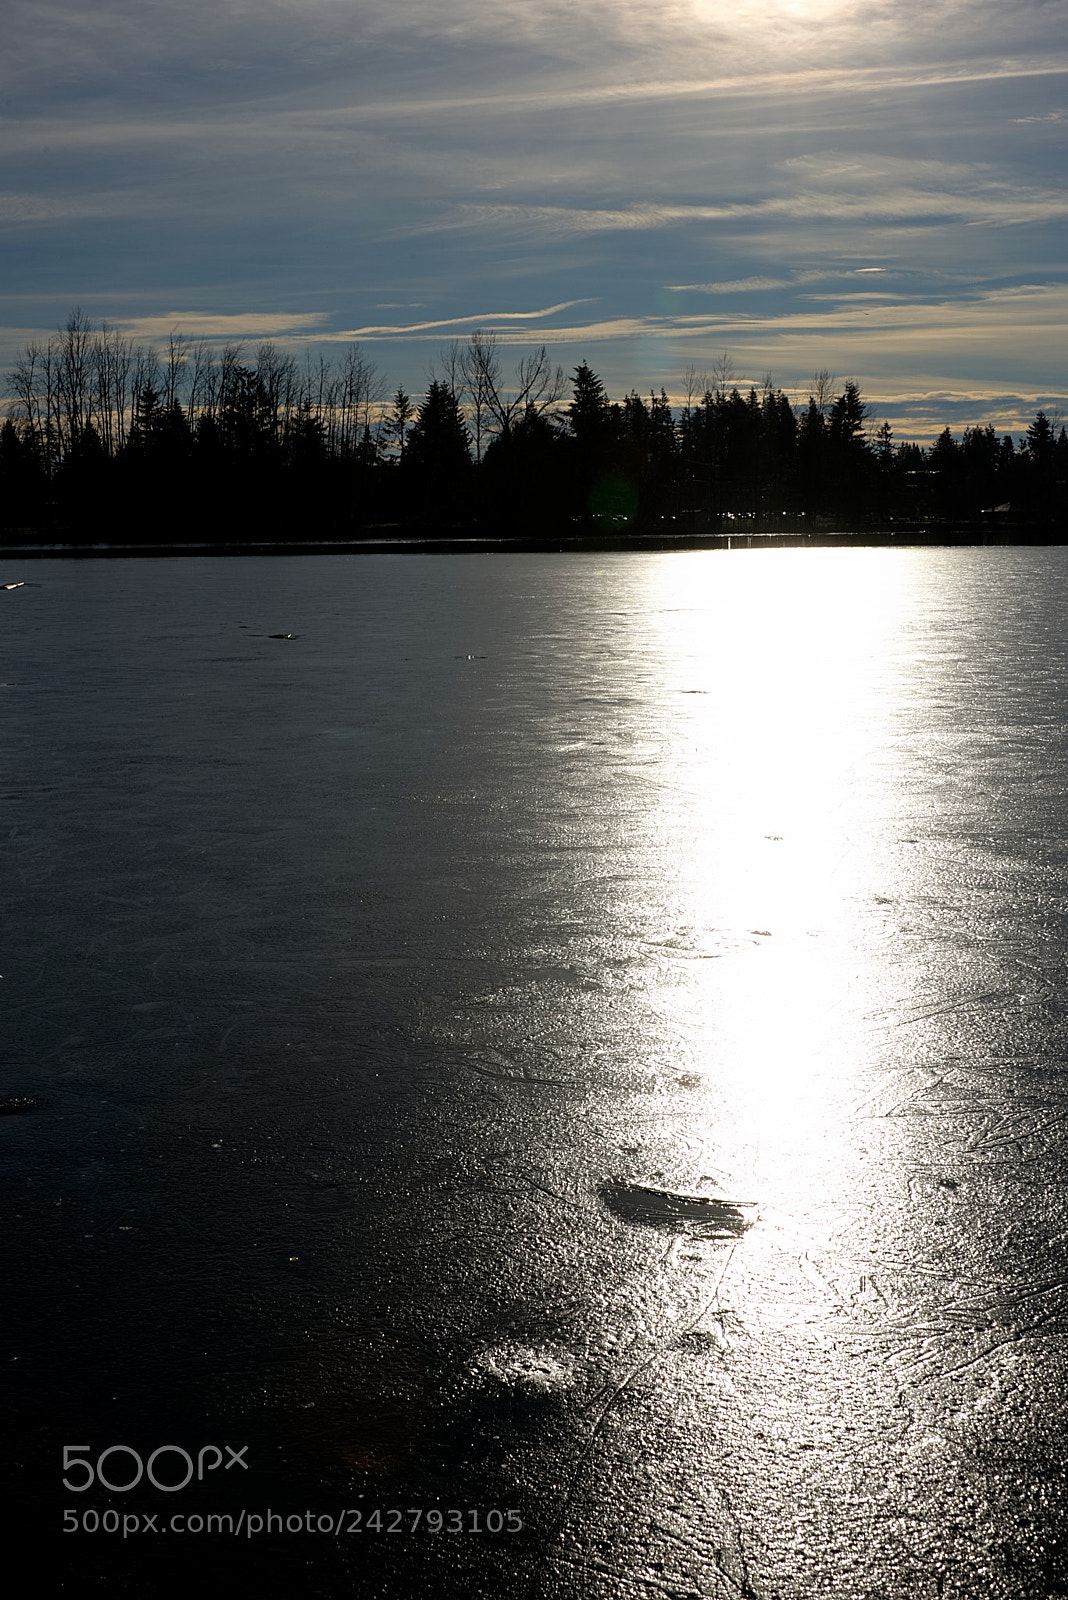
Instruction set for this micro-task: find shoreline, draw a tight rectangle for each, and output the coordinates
[2,524,1065,558]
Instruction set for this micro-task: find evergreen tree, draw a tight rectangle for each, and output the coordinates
[4,303,1061,539]
[611,391,679,527]
[1055,427,1068,524]
[480,403,567,529]
[385,390,413,465]
[796,399,828,515]
[959,425,1006,515]
[567,363,610,444]
[402,381,473,527]
[0,418,47,533]
[286,403,327,470]
[566,363,614,524]
[927,427,961,520]
[826,381,873,515]
[828,381,866,449]
[760,388,797,515]
[1024,411,1059,521]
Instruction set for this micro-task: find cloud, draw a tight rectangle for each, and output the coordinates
[331,55,1068,121]
[320,300,594,339]
[378,283,1068,392]
[113,312,330,341]
[671,276,792,294]
[6,0,1067,107]
[4,286,1066,444]
[670,269,886,292]
[0,191,112,224]
[7,55,1068,160]
[5,0,1067,421]
[280,284,1067,374]
[410,166,1068,243]
[861,390,1068,442]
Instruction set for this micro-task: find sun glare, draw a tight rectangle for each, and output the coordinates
[642,549,908,1188]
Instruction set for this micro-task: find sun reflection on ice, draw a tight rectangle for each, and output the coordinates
[641,548,909,1205]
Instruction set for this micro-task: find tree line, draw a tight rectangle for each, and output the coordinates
[1,311,1065,540]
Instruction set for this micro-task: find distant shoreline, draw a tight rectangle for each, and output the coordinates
[2,525,1065,558]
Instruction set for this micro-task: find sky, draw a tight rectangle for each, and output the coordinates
[3,0,1067,440]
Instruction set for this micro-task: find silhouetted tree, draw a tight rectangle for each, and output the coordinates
[565,363,615,524]
[1023,411,1060,521]
[481,404,568,529]
[927,427,969,519]
[609,389,680,526]
[456,332,564,462]
[402,381,473,528]
[0,417,47,532]
[796,398,829,515]
[826,381,874,514]
[760,384,798,515]
[568,363,611,444]
[5,307,1065,540]
[385,390,414,465]
[957,425,1008,516]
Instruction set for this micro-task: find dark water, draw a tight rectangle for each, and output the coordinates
[5,548,1068,1598]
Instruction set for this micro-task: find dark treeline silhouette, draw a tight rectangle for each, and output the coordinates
[2,312,1065,541]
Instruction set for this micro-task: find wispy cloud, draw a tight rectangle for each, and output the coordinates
[321,300,593,339]
[412,173,1068,242]
[0,191,112,224]
[5,0,1067,414]
[669,276,792,294]
[6,0,1066,109]
[556,281,1068,340]
[302,283,1066,375]
[114,312,331,341]
[320,55,1068,121]
[669,270,880,293]
[7,56,1068,158]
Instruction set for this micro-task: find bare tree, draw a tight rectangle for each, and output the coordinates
[256,341,298,447]
[91,323,132,453]
[300,352,330,442]
[709,351,736,396]
[56,309,95,453]
[432,340,465,395]
[131,344,163,423]
[334,344,385,457]
[9,341,49,465]
[810,368,835,415]
[218,342,245,414]
[448,335,492,462]
[187,340,216,426]
[681,363,710,418]
[163,333,189,413]
[456,330,564,458]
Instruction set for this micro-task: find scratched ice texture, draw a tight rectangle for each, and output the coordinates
[5,548,1068,1598]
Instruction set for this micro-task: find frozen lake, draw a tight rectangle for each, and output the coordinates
[5,547,1068,1597]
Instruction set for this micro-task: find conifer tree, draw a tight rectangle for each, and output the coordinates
[566,363,614,524]
[402,380,473,527]
[567,363,610,444]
